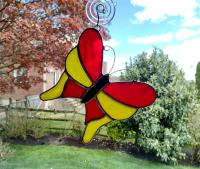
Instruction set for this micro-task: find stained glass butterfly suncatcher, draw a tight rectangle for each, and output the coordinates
[40,28,157,144]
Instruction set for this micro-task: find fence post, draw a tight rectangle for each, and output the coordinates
[9,98,12,107]
[5,107,8,125]
[5,98,12,125]
[25,96,29,135]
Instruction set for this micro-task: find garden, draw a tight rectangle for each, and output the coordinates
[1,49,200,168]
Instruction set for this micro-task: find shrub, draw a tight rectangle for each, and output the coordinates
[107,121,129,141]
[188,105,200,164]
[70,118,84,138]
[193,145,200,164]
[118,49,195,164]
[4,112,27,139]
[3,110,46,140]
[27,118,47,139]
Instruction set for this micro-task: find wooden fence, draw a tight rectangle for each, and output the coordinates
[0,101,108,138]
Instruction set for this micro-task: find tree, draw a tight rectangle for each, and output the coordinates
[0,0,110,93]
[188,103,200,164]
[118,49,195,164]
[195,62,200,100]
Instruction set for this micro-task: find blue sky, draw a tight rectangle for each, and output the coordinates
[103,0,200,80]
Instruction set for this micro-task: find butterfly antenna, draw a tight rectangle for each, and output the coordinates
[110,69,137,82]
[103,45,116,74]
[109,69,127,75]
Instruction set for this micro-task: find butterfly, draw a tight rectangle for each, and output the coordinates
[40,28,157,144]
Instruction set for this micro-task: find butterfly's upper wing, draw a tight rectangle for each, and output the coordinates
[65,28,103,88]
[41,28,104,102]
[95,82,156,120]
[78,28,103,82]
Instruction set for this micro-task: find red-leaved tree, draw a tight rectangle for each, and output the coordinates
[0,0,99,93]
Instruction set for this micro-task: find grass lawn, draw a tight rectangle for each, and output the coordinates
[0,145,198,169]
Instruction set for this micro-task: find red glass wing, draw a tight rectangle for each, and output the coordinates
[62,79,86,98]
[78,28,103,82]
[103,82,157,108]
[85,98,105,124]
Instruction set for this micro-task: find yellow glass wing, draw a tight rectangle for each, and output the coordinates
[97,92,138,120]
[83,116,111,144]
[66,47,92,87]
[40,72,68,101]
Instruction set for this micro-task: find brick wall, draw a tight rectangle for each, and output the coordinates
[1,67,44,100]
[1,62,108,101]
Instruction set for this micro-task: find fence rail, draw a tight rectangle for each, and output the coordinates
[0,103,108,138]
[0,105,83,115]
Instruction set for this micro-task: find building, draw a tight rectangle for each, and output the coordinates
[0,62,111,109]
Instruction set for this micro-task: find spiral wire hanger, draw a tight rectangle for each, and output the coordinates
[86,0,121,75]
[86,0,116,28]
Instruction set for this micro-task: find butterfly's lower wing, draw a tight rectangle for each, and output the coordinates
[96,82,157,120]
[82,82,156,144]
[61,78,86,98]
[40,71,87,100]
[97,91,138,120]
[85,98,105,124]
[40,72,68,101]
[83,97,111,144]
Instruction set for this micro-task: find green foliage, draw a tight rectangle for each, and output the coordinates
[188,105,200,164]
[192,145,200,164]
[3,110,46,140]
[0,139,12,160]
[107,121,129,141]
[65,113,85,138]
[27,118,47,139]
[120,49,195,164]
[195,62,200,100]
[4,112,27,139]
[69,119,84,138]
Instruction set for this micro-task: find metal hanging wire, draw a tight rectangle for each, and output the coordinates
[85,0,126,76]
[86,0,116,27]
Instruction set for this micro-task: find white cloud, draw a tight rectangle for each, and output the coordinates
[103,39,121,48]
[128,33,173,44]
[175,28,200,40]
[167,20,178,26]
[182,17,200,27]
[164,37,200,80]
[131,0,198,22]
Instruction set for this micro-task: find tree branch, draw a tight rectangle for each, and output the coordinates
[0,2,9,14]
[0,62,15,70]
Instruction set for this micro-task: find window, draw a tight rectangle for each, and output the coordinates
[13,68,28,78]
[53,70,61,85]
